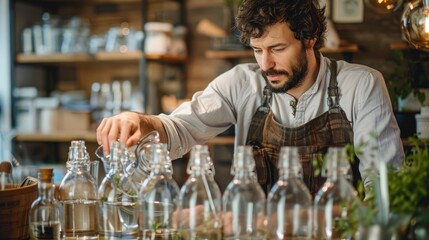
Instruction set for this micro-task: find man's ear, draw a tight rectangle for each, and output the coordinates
[304,38,317,49]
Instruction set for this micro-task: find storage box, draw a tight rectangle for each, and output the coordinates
[57,108,90,132]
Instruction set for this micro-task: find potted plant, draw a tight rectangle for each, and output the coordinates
[386,49,429,138]
[386,49,427,111]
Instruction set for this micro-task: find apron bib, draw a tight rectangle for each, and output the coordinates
[246,60,361,196]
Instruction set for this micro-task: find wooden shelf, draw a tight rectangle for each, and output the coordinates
[15,131,97,142]
[320,44,359,53]
[16,51,187,64]
[390,42,411,50]
[16,53,91,63]
[205,43,359,60]
[205,50,254,59]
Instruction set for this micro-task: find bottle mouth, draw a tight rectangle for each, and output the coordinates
[95,130,160,174]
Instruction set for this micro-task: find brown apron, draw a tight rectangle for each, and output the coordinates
[246,60,361,196]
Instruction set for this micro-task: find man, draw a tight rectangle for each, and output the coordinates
[97,0,404,195]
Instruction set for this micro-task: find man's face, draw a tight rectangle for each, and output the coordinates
[250,22,309,93]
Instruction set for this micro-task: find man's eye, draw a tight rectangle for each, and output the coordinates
[273,48,285,52]
[253,49,262,54]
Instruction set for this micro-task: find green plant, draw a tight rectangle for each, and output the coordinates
[339,137,429,237]
[386,50,427,111]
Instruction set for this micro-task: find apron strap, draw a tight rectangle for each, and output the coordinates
[257,85,272,113]
[327,60,340,108]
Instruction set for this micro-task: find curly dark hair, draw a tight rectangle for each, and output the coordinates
[235,0,327,50]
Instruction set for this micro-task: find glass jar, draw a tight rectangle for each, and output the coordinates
[59,141,98,239]
[222,145,266,239]
[313,147,362,239]
[29,168,61,240]
[98,141,139,238]
[0,161,15,190]
[138,143,180,239]
[179,145,222,239]
[267,146,313,239]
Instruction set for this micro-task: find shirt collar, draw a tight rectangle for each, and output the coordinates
[303,52,328,97]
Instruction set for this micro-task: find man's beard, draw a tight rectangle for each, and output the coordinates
[262,48,308,93]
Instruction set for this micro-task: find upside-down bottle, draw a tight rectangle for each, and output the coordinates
[59,141,99,239]
[29,168,61,240]
[179,145,222,239]
[138,143,180,239]
[222,145,266,239]
[313,147,361,240]
[267,146,313,239]
[98,141,139,238]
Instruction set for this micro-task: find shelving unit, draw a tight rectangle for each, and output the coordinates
[10,0,187,163]
[16,52,187,63]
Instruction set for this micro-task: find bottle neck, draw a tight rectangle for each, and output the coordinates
[39,181,56,201]
[278,168,301,180]
[150,164,172,177]
[70,160,90,172]
[190,167,211,176]
[326,168,348,182]
[233,169,255,179]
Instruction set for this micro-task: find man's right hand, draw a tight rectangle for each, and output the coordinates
[97,111,144,155]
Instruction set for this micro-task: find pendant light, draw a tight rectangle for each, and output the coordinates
[402,0,429,51]
[365,0,404,14]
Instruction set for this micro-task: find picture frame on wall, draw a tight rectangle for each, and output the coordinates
[319,0,330,17]
[332,0,364,23]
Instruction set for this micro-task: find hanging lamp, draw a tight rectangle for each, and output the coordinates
[365,0,404,14]
[402,0,429,51]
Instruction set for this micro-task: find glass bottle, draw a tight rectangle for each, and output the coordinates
[267,146,312,240]
[59,141,99,239]
[222,145,266,239]
[130,130,160,188]
[313,147,362,240]
[95,130,159,188]
[29,168,61,240]
[179,145,222,240]
[66,140,89,171]
[0,161,15,190]
[138,143,180,239]
[98,141,139,238]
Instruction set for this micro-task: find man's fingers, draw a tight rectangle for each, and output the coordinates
[96,118,107,145]
[119,122,131,146]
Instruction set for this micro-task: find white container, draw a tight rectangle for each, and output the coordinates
[35,97,59,132]
[415,114,429,139]
[16,100,37,132]
[144,22,173,54]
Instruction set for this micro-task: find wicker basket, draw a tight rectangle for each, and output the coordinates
[0,178,38,240]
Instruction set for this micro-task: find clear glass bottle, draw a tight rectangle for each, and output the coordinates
[222,145,266,239]
[267,146,312,240]
[0,161,15,190]
[66,140,89,171]
[313,147,362,240]
[130,130,160,188]
[179,145,222,240]
[98,141,139,238]
[59,141,99,239]
[29,168,61,240]
[95,130,159,187]
[138,143,180,240]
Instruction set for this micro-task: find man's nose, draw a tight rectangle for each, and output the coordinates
[260,52,275,71]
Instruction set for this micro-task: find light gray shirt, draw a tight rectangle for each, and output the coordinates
[157,54,404,186]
